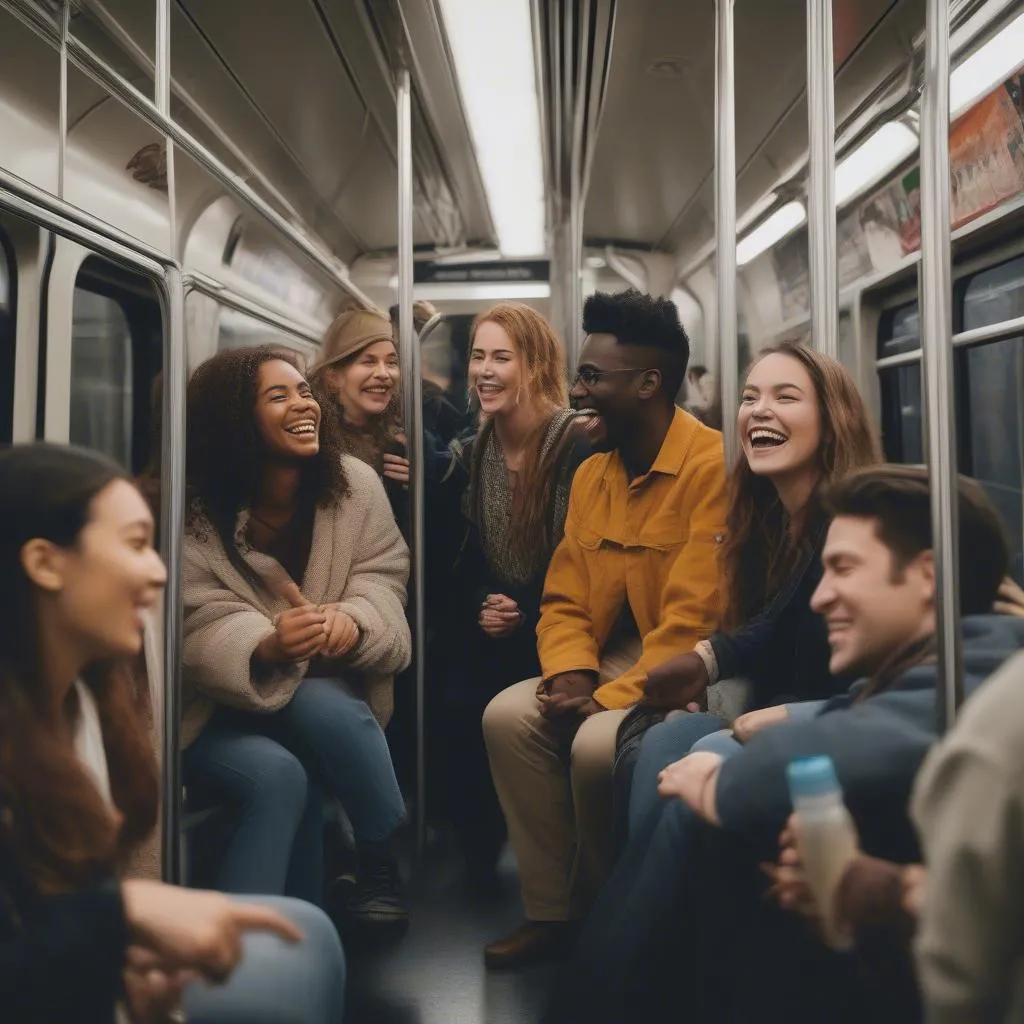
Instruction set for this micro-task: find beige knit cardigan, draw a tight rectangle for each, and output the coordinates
[180,455,411,748]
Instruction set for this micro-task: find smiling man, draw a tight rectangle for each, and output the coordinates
[543,464,1018,1023]
[481,289,727,969]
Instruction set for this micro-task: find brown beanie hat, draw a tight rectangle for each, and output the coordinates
[310,308,394,377]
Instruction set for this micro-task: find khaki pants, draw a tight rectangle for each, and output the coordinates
[482,641,641,921]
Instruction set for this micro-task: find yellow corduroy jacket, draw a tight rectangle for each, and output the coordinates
[537,406,728,709]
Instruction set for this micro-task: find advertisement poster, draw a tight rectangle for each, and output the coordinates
[896,167,921,255]
[948,84,1024,228]
[858,185,905,272]
[837,207,874,287]
[853,80,1024,263]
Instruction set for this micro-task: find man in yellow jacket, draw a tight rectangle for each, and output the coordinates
[482,289,728,969]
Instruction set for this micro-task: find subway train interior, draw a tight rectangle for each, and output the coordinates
[1,0,1024,1021]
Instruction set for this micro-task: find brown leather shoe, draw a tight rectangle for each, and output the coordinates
[484,920,573,970]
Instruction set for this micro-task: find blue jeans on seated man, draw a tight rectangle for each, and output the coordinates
[182,678,406,904]
[546,721,865,1024]
[623,703,824,844]
[185,895,345,1024]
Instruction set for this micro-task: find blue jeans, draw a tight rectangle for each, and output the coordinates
[626,713,728,842]
[184,678,405,902]
[185,896,345,1024]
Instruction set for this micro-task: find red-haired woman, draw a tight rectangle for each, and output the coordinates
[431,302,589,883]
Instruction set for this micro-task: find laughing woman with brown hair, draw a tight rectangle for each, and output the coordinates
[616,342,884,836]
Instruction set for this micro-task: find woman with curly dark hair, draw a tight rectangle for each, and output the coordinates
[180,346,412,936]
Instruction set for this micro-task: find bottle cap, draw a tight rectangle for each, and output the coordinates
[787,755,841,801]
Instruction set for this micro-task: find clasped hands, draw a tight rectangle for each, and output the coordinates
[479,593,525,638]
[256,581,359,664]
[536,670,603,720]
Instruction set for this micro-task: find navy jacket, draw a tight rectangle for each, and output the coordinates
[716,615,1024,861]
[709,518,853,708]
[0,833,127,1023]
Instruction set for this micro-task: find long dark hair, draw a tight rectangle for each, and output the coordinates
[0,444,159,894]
[722,343,883,628]
[185,346,349,589]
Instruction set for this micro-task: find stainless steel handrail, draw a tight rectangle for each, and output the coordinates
[184,272,324,346]
[806,0,838,359]
[920,0,962,732]
[714,0,738,466]
[396,67,428,854]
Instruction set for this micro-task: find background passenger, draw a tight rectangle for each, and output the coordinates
[180,347,411,936]
[310,307,412,532]
[482,288,727,969]
[0,443,343,1024]
[618,343,882,839]
[430,302,589,888]
[389,298,470,443]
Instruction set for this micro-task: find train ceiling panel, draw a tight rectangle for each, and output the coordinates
[69,0,494,264]
[581,0,921,263]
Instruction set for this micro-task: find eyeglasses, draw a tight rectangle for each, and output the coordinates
[572,367,654,388]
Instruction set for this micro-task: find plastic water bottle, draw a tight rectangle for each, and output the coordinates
[786,755,858,951]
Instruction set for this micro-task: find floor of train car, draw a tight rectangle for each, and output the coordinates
[345,835,555,1024]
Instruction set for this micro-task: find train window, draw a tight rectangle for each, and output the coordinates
[877,300,920,358]
[69,257,162,473]
[960,255,1024,582]
[71,289,133,465]
[878,363,924,464]
[0,227,14,442]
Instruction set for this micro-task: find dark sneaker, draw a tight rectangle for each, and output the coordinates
[348,853,410,932]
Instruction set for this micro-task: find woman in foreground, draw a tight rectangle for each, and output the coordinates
[0,442,344,1024]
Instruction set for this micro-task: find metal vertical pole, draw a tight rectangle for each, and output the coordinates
[156,0,176,256]
[715,0,738,466]
[920,0,961,732]
[568,200,583,367]
[156,0,184,884]
[396,67,427,852]
[807,0,838,359]
[58,1,68,198]
[160,266,186,885]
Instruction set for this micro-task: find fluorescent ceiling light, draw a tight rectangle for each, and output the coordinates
[835,122,918,206]
[413,281,550,301]
[951,10,1024,117]
[437,0,546,257]
[737,202,806,266]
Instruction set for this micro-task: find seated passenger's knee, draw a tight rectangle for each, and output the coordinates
[570,716,614,780]
[482,679,539,744]
[689,729,741,759]
[246,744,309,809]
